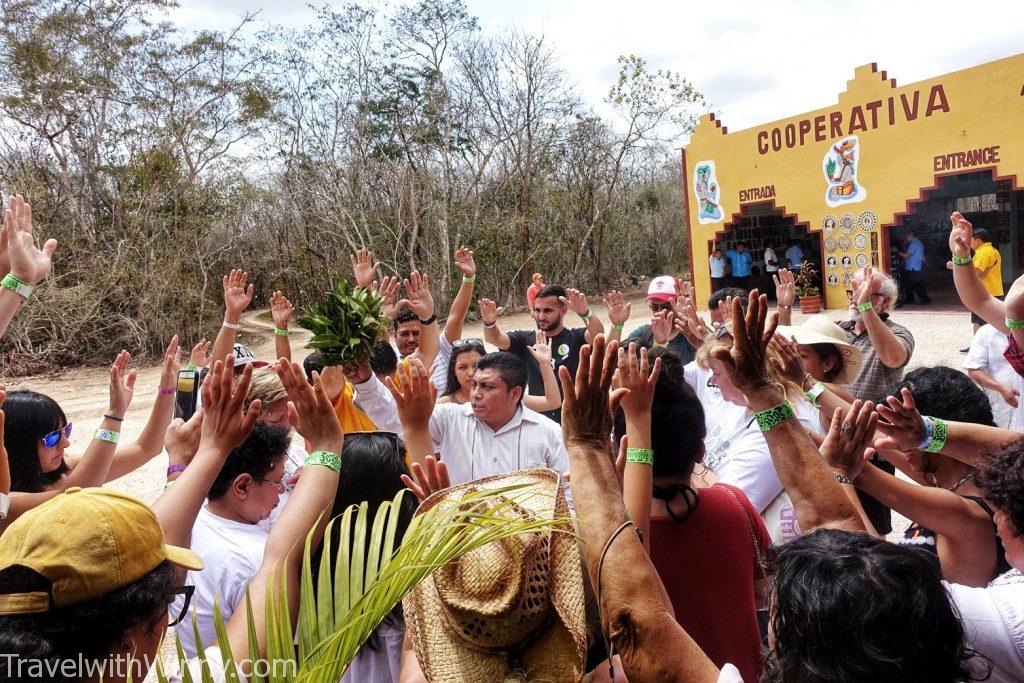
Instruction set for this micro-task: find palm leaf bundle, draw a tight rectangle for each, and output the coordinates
[297,280,388,366]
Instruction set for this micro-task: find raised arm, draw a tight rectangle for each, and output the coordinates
[0,195,58,339]
[524,329,562,413]
[618,342,661,550]
[269,291,294,363]
[562,288,604,342]
[212,269,254,365]
[853,266,908,368]
[399,271,440,367]
[559,337,719,682]
[949,213,1010,335]
[384,358,437,470]
[773,269,795,327]
[604,290,632,344]
[350,248,381,288]
[443,246,477,343]
[716,291,864,533]
[479,298,511,350]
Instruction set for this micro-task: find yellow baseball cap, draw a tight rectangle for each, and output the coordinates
[0,487,203,615]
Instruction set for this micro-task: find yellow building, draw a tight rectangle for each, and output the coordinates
[683,52,1024,310]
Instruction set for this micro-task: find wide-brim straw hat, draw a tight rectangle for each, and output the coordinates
[775,314,863,385]
[403,468,586,682]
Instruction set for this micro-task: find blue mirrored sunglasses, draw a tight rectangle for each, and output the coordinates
[43,423,73,448]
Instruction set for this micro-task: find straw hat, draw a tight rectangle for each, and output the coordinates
[775,314,863,385]
[403,468,586,682]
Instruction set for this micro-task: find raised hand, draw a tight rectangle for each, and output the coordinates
[164,408,205,469]
[559,335,625,452]
[200,356,261,453]
[769,333,806,387]
[773,268,796,308]
[678,278,692,301]
[384,357,437,429]
[478,298,503,326]
[615,342,662,418]
[717,296,736,325]
[108,350,138,419]
[189,339,212,368]
[603,290,631,326]
[350,248,380,288]
[527,328,552,365]
[369,275,401,318]
[270,291,293,329]
[396,271,435,320]
[675,303,709,348]
[401,455,451,502]
[709,290,777,396]
[853,265,874,310]
[650,310,673,344]
[948,212,973,260]
[453,246,476,278]
[820,400,878,479]
[560,288,590,316]
[1,194,57,285]
[222,269,254,318]
[873,388,926,453]
[158,336,182,392]
[275,359,343,452]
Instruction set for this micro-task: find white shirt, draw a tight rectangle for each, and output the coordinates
[709,255,727,278]
[173,506,268,658]
[946,569,1024,682]
[352,373,404,435]
[964,324,1023,431]
[429,335,454,393]
[428,403,570,498]
[763,247,779,272]
[340,619,405,683]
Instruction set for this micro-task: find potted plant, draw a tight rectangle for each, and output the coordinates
[795,262,822,314]
[297,279,389,366]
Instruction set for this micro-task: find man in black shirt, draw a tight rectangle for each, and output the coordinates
[480,284,604,422]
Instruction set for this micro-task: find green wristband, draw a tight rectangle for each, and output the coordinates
[580,309,592,320]
[305,450,341,473]
[856,301,873,312]
[951,254,973,266]
[625,448,654,465]
[463,275,476,283]
[805,381,826,408]
[186,362,198,371]
[1006,318,1024,330]
[923,417,948,453]
[613,322,625,331]
[93,428,119,444]
[1,273,35,299]
[164,481,174,490]
[274,328,289,337]
[754,401,796,432]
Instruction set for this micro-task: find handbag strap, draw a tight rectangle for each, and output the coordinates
[716,484,768,580]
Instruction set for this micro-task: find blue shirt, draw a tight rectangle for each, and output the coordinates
[725,250,752,277]
[785,246,804,268]
[904,238,925,271]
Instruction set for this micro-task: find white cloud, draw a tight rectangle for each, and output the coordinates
[172,0,1024,137]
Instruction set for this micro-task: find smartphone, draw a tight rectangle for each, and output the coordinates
[174,370,200,421]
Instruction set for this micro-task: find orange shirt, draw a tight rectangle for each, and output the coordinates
[973,242,1003,296]
[332,380,377,432]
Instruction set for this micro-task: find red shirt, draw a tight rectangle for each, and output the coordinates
[526,282,542,310]
[649,484,769,682]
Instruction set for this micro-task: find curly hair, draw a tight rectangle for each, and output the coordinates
[766,529,990,682]
[208,421,289,500]
[976,436,1024,539]
[876,366,995,427]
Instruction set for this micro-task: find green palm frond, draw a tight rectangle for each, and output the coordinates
[161,484,571,682]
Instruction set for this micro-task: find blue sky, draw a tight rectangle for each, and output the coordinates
[171,0,1023,138]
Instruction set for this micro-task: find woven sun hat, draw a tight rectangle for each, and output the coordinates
[775,314,863,385]
[403,468,586,682]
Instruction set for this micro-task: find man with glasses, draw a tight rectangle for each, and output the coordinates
[621,275,696,364]
[837,266,915,400]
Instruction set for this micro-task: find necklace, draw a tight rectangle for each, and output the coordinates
[469,412,525,481]
[949,473,974,492]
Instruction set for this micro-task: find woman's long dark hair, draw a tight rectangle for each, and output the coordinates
[3,390,70,493]
[765,529,990,682]
[0,561,177,683]
[443,345,484,397]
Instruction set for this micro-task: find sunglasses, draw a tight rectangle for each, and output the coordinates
[42,423,73,448]
[649,301,674,313]
[453,338,485,352]
[168,585,195,627]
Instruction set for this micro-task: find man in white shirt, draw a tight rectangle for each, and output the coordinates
[763,242,779,274]
[964,324,1023,431]
[172,422,289,658]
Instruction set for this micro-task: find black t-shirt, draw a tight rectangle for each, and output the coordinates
[507,326,588,423]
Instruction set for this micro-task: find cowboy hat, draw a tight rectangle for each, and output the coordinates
[403,468,586,682]
[775,315,863,385]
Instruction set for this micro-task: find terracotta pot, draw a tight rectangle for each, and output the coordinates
[799,294,822,314]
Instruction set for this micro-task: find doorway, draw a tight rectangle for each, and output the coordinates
[711,201,821,299]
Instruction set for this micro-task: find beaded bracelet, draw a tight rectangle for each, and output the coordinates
[305,450,341,473]
[951,254,973,266]
[856,301,873,312]
[1007,318,1024,330]
[754,401,796,432]
[805,381,826,408]
[93,428,119,444]
[625,448,654,465]
[274,327,289,336]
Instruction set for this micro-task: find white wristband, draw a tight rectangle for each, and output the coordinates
[222,320,241,330]
[0,492,9,520]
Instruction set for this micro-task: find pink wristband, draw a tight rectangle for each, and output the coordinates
[158,387,176,395]
[166,464,187,475]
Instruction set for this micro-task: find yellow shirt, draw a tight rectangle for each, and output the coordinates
[973,242,1003,296]
[332,380,378,432]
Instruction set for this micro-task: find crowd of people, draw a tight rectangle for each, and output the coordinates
[1,196,1024,683]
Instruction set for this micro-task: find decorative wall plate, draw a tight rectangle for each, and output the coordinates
[826,255,838,268]
[859,210,877,231]
[824,237,837,251]
[856,253,870,268]
[841,255,853,267]
[840,212,857,233]
[827,274,839,286]
[853,233,868,250]
[823,215,838,233]
[838,235,852,250]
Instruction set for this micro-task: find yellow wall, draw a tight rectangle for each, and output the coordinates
[684,53,1024,310]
